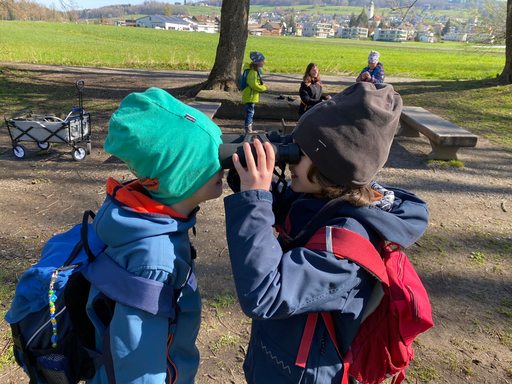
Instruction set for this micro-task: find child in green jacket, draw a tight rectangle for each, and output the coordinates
[242,51,267,133]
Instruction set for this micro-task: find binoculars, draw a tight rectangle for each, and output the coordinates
[219,132,301,169]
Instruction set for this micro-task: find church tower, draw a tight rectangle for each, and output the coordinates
[368,0,374,20]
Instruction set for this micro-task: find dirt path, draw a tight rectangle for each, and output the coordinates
[0,63,511,384]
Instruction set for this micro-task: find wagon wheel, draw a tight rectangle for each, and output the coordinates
[38,142,50,150]
[86,142,91,155]
[14,145,27,158]
[72,147,86,161]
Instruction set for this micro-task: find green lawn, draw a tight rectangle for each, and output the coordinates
[0,21,504,81]
[394,80,512,149]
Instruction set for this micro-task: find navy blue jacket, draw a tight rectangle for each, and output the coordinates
[224,183,428,384]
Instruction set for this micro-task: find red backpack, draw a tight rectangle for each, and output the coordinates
[296,226,434,384]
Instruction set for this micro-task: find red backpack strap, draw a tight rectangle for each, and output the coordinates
[305,226,389,286]
[322,313,352,384]
[296,226,389,382]
[296,313,352,384]
[296,313,318,368]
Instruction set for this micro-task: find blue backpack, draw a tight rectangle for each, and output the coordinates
[239,69,249,91]
[5,211,177,384]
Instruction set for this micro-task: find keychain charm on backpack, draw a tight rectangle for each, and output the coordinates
[48,269,59,348]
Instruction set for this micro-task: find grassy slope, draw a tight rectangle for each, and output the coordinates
[0,21,510,148]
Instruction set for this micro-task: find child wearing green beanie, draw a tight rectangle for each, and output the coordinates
[85,88,224,384]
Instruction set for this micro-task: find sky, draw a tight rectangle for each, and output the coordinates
[36,0,184,11]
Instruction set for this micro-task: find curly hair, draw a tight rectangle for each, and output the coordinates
[306,163,375,207]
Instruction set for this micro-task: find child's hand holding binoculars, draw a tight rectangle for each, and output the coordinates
[232,139,275,192]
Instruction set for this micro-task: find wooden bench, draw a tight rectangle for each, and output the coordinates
[281,118,295,135]
[187,101,222,120]
[397,106,478,160]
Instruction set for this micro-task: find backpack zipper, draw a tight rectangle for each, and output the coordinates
[399,252,421,322]
[407,286,421,322]
[26,263,82,348]
[398,252,405,281]
[167,333,178,384]
[25,306,66,348]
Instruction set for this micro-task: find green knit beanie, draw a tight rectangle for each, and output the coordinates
[105,88,223,205]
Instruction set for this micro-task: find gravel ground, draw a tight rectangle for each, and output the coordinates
[0,62,511,384]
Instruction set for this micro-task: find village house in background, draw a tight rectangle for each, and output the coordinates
[136,15,192,30]
[107,0,497,45]
[130,14,219,33]
[303,21,335,38]
[338,27,368,39]
[373,28,408,42]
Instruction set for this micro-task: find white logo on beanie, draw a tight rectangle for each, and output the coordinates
[315,139,327,151]
[185,114,197,123]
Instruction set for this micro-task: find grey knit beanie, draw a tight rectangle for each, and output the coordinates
[292,82,402,188]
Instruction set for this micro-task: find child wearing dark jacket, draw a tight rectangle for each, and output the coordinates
[299,62,331,117]
[224,83,429,383]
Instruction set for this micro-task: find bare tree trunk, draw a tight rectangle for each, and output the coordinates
[496,0,512,84]
[202,0,250,92]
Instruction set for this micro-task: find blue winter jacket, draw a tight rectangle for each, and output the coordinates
[87,178,201,384]
[224,183,428,384]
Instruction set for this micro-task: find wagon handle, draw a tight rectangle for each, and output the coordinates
[76,80,85,91]
[76,80,85,111]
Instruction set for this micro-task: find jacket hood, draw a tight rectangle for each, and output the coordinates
[243,63,251,70]
[93,178,196,248]
[289,184,428,248]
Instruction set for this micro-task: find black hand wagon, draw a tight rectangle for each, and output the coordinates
[4,80,92,161]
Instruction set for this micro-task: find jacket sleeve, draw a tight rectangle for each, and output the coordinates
[106,304,169,384]
[299,82,322,107]
[269,180,304,224]
[224,190,373,320]
[356,68,366,82]
[370,67,385,83]
[248,69,267,93]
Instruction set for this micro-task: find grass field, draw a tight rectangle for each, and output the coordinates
[0,21,504,80]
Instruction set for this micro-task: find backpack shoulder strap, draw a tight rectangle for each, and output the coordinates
[296,226,389,383]
[282,196,347,253]
[296,312,351,384]
[81,253,177,319]
[78,210,178,319]
[305,226,389,286]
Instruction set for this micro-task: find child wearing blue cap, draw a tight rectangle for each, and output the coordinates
[241,51,267,133]
[86,88,224,384]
